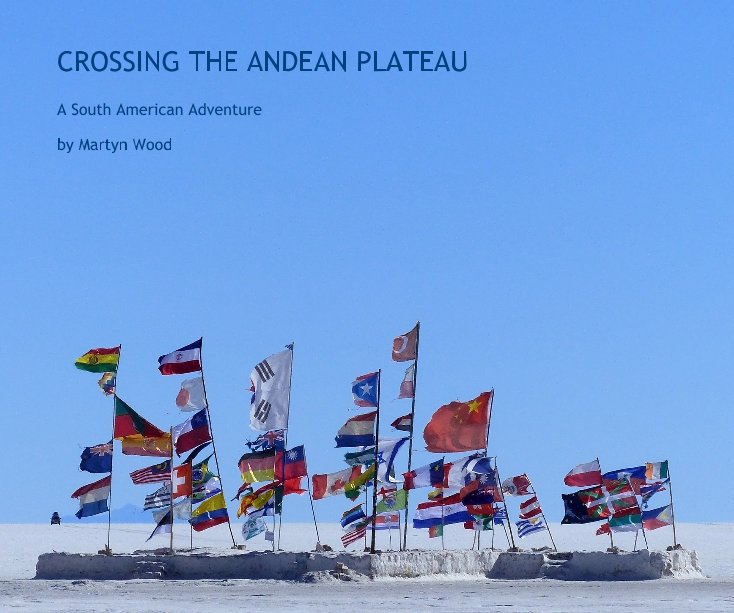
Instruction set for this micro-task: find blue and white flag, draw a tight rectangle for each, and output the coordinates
[335,412,377,447]
[493,506,507,525]
[79,441,112,474]
[516,518,546,538]
[351,372,379,408]
[247,429,286,452]
[242,515,267,540]
[376,437,409,483]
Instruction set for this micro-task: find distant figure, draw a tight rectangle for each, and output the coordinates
[51,512,61,525]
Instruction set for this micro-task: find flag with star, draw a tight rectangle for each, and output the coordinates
[423,390,493,453]
[351,372,379,408]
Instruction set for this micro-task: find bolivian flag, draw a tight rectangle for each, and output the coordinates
[75,346,120,373]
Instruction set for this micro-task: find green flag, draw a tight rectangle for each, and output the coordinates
[375,488,407,514]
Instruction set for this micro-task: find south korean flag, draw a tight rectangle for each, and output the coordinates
[249,346,293,431]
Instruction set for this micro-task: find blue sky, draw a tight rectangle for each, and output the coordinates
[2,3,733,531]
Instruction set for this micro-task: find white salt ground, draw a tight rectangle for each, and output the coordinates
[1,522,732,611]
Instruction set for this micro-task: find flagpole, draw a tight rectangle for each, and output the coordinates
[494,461,516,549]
[667,463,678,548]
[597,457,614,551]
[277,343,295,551]
[106,345,121,553]
[370,370,382,554]
[169,427,174,552]
[440,490,445,550]
[401,321,420,552]
[198,337,237,548]
[527,474,557,551]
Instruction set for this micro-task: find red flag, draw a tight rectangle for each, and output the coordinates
[502,474,532,496]
[423,391,492,453]
[171,463,192,498]
[564,459,602,487]
[392,325,418,362]
[519,496,542,519]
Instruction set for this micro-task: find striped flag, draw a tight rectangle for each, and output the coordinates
[516,518,546,538]
[341,520,368,547]
[130,460,171,485]
[518,496,542,520]
[143,484,171,510]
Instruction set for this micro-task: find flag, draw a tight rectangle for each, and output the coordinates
[172,409,212,456]
[561,491,601,524]
[641,479,669,507]
[192,454,215,488]
[246,500,275,520]
[249,347,292,431]
[646,460,669,481]
[344,447,376,466]
[464,456,494,475]
[154,497,192,522]
[465,516,494,531]
[275,445,308,480]
[120,435,171,457]
[189,492,229,531]
[413,502,471,528]
[518,496,542,520]
[247,430,286,452]
[403,459,444,490]
[516,518,546,538]
[71,475,111,518]
[183,442,212,466]
[564,459,602,487]
[282,476,306,496]
[335,412,377,447]
[371,512,400,530]
[603,466,646,494]
[193,476,222,503]
[376,438,409,483]
[341,504,366,528]
[146,509,172,541]
[462,488,495,516]
[175,376,207,411]
[341,519,368,547]
[130,460,171,485]
[351,372,379,408]
[429,524,443,538]
[608,512,642,533]
[79,441,112,473]
[577,480,639,519]
[97,372,116,395]
[75,346,120,373]
[502,474,532,497]
[312,466,362,500]
[237,483,276,517]
[392,324,418,362]
[238,448,276,483]
[423,391,492,453]
[391,413,413,432]
[345,463,376,501]
[642,504,674,531]
[113,397,166,440]
[375,489,407,514]
[398,364,415,399]
[158,338,202,375]
[171,463,192,498]
[143,484,171,510]
[241,515,267,540]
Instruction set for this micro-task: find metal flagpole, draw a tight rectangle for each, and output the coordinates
[106,345,121,553]
[304,451,321,546]
[597,457,614,550]
[667,463,678,548]
[197,338,237,548]
[364,487,369,550]
[169,427,174,552]
[478,389,495,551]
[440,490,445,550]
[528,474,557,551]
[277,343,295,551]
[633,531,639,552]
[401,322,420,552]
[370,370,381,554]
[494,462,516,549]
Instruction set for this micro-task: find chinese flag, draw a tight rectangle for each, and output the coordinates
[423,391,492,453]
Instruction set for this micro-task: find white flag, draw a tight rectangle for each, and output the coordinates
[153,497,191,522]
[249,347,292,431]
[176,377,207,412]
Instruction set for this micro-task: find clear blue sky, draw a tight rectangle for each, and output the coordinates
[2,3,732,527]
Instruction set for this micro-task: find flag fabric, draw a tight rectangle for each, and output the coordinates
[345,464,376,501]
[391,413,413,432]
[143,484,171,510]
[646,461,669,482]
[344,447,376,466]
[493,506,507,525]
[642,504,674,531]
[113,397,166,440]
[189,492,229,531]
[282,476,306,496]
[130,460,171,485]
[312,466,362,500]
[423,391,492,453]
[375,489,407,514]
[341,519,368,548]
[608,512,642,533]
[371,512,400,530]
[97,372,116,395]
[392,325,418,362]
[192,454,215,488]
[341,504,366,528]
[351,372,379,408]
[577,480,639,519]
[413,502,471,528]
[193,476,222,503]
[641,479,669,507]
[502,474,532,497]
[153,497,192,522]
[249,347,293,431]
[71,475,111,518]
[375,438,409,483]
[561,491,601,524]
[238,448,276,483]
[603,466,646,494]
[79,441,112,473]
[175,376,207,411]
[398,364,415,399]
[518,496,542,520]
[75,346,120,373]
[335,412,377,447]
[403,459,444,490]
[172,409,212,456]
[564,459,602,487]
[237,483,277,517]
[247,430,286,452]
[516,518,546,538]
[158,338,202,375]
[462,488,495,516]
[275,445,308,480]
[429,524,443,538]
[120,435,171,457]
[241,515,267,540]
[465,516,494,531]
[146,509,172,541]
[171,463,192,498]
[246,500,276,520]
